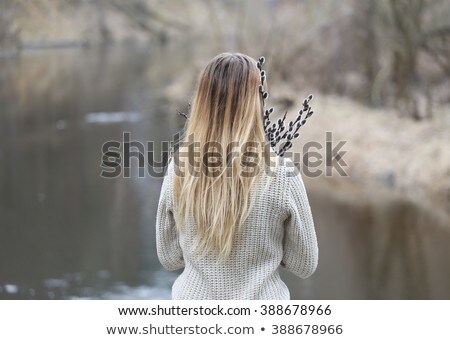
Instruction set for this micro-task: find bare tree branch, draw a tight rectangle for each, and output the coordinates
[423,25,450,40]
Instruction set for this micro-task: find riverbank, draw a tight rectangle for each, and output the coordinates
[0,1,187,55]
[281,92,450,221]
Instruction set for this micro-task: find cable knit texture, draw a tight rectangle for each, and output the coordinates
[155,155,318,299]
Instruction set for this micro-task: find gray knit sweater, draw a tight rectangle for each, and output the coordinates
[155,155,318,299]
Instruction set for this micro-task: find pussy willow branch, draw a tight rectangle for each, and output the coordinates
[177,103,190,119]
[257,56,315,156]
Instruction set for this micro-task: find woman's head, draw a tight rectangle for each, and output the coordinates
[173,52,273,260]
[189,52,264,140]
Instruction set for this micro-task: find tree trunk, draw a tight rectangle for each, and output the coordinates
[389,0,424,114]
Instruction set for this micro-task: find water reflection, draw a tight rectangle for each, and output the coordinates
[1,45,449,299]
[283,179,450,299]
[0,45,182,299]
[0,269,175,300]
[84,112,142,124]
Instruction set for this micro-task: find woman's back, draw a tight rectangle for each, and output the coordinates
[156,52,318,299]
[156,154,318,299]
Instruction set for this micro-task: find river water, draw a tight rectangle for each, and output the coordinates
[0,44,449,299]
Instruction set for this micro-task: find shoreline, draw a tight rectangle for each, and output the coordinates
[0,39,152,58]
[283,93,450,221]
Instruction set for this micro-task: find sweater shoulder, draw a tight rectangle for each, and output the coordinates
[280,156,300,175]
[257,154,298,218]
[268,155,300,185]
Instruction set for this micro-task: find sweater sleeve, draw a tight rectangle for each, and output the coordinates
[155,159,185,271]
[281,160,319,278]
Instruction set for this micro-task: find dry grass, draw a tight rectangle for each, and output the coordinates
[276,90,450,219]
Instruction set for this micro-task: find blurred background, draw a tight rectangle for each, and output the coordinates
[0,0,449,299]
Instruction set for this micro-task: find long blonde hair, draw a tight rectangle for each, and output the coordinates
[173,52,271,260]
